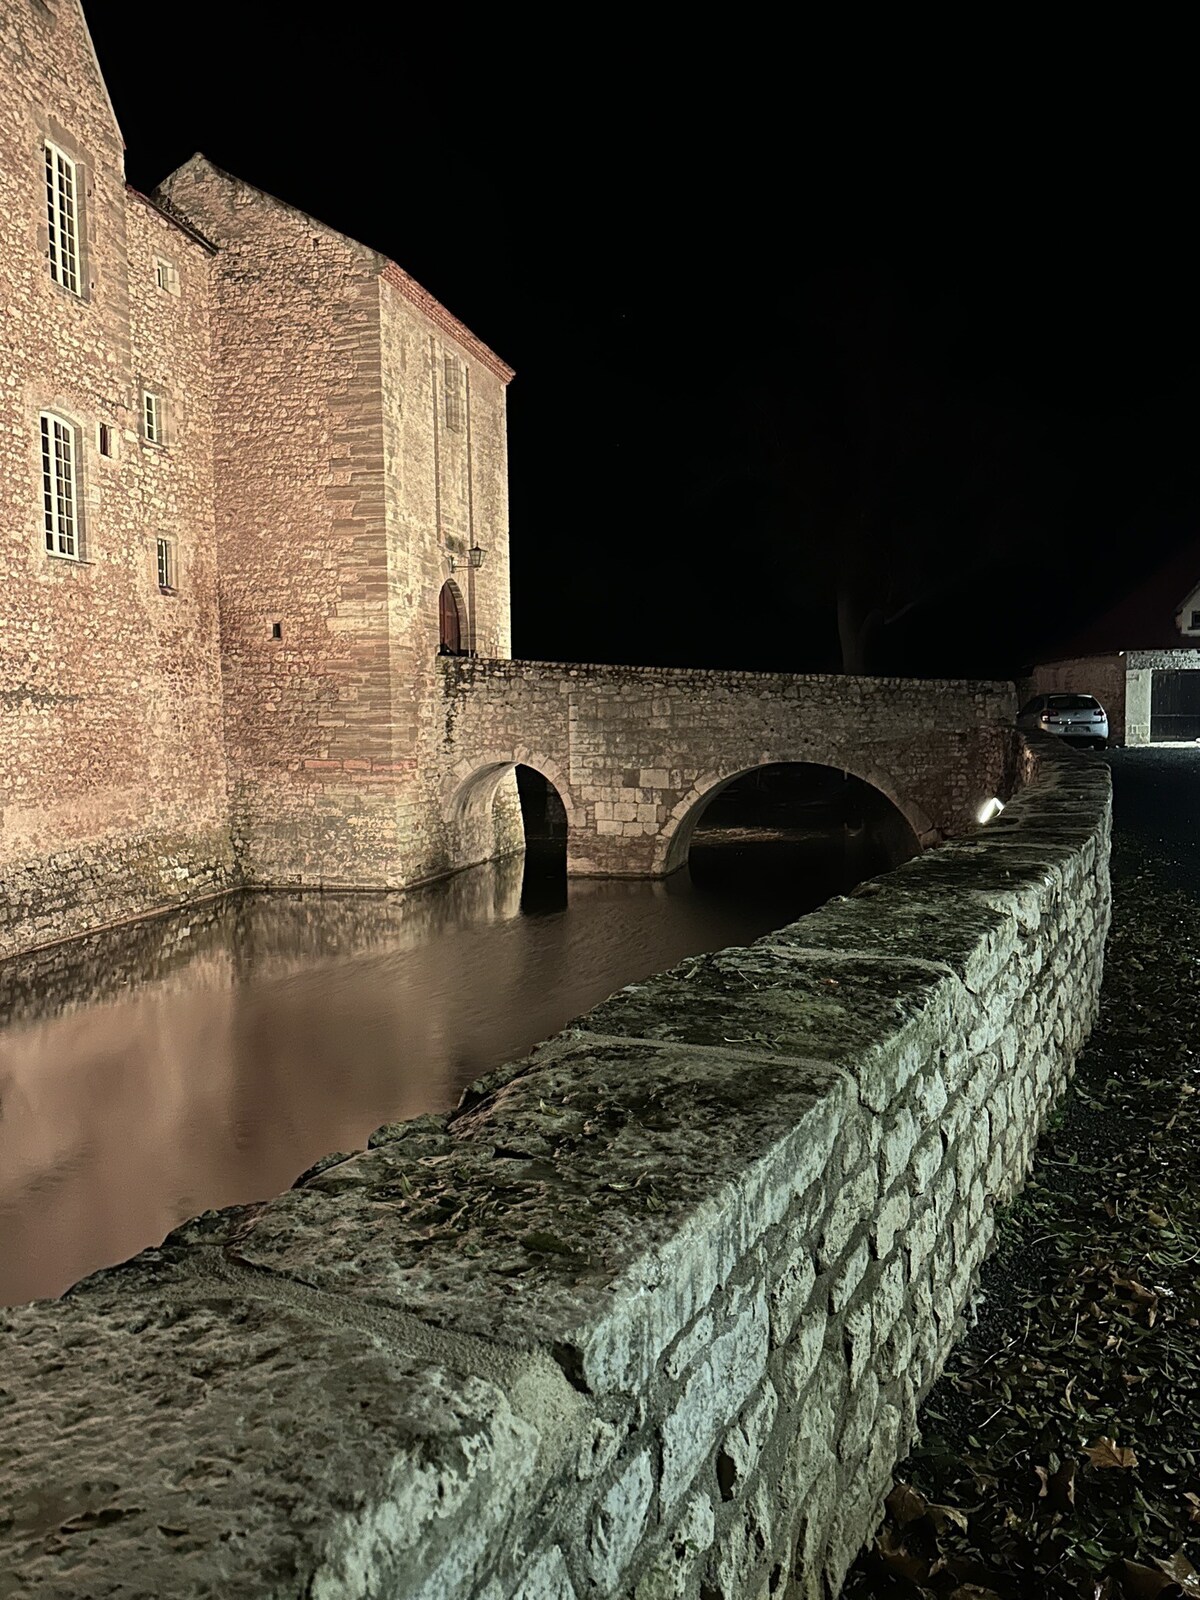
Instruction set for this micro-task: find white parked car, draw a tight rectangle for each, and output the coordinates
[1016,693,1108,749]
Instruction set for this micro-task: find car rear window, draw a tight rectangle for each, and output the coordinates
[1047,695,1100,710]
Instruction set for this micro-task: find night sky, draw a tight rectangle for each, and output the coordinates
[88,14,1200,682]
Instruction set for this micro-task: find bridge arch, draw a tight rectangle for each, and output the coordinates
[652,759,934,877]
[445,752,578,833]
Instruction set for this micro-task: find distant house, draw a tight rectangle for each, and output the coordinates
[1024,543,1200,745]
[1175,584,1200,639]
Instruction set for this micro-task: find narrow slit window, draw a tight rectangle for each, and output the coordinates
[98,422,114,457]
[143,390,164,445]
[44,142,80,294]
[40,413,79,558]
[443,354,465,432]
[154,257,177,294]
[156,537,175,591]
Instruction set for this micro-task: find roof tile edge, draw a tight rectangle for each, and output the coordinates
[380,261,514,385]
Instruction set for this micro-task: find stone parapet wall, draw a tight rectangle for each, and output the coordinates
[0,737,1109,1599]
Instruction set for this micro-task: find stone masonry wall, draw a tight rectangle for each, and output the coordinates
[154,156,521,895]
[0,2,234,962]
[1021,654,1128,743]
[0,737,1111,1600]
[438,659,1017,877]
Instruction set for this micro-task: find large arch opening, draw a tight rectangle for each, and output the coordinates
[513,766,568,912]
[681,763,921,919]
[438,579,467,655]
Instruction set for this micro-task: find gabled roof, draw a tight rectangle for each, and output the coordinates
[126,186,218,254]
[379,262,513,385]
[74,0,122,147]
[1039,538,1200,657]
[158,155,513,384]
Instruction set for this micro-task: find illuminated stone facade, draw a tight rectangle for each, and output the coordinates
[0,0,517,957]
[1,0,1018,965]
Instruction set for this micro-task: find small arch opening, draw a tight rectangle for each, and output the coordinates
[438,579,467,655]
[685,763,920,916]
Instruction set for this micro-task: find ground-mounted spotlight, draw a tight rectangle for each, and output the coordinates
[977,797,1005,825]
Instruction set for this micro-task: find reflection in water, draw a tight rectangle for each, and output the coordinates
[0,818,902,1306]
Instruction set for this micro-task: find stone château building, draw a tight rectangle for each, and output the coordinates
[0,0,520,957]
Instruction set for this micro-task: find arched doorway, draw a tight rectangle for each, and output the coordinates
[439,580,466,655]
[681,763,921,918]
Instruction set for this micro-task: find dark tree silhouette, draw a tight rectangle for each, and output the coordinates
[691,270,1062,675]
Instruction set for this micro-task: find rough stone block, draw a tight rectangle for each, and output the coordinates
[584,1451,654,1590]
[633,1492,714,1600]
[0,1271,555,1600]
[717,1381,779,1500]
[661,1286,768,1508]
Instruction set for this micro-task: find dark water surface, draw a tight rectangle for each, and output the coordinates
[0,837,877,1306]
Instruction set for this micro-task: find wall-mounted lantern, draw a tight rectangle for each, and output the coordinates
[469,544,485,570]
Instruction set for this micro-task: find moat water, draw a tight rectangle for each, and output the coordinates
[0,822,900,1305]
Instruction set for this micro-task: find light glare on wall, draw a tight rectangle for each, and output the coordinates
[977,797,1005,824]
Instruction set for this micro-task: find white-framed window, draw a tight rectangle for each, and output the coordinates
[443,354,465,432]
[156,536,176,591]
[44,142,80,294]
[40,412,80,558]
[143,389,165,445]
[154,256,178,294]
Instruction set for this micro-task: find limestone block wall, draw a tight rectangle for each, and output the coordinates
[0,737,1110,1600]
[0,4,234,962]
[438,658,1017,877]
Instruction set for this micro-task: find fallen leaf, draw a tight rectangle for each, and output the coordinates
[928,1501,970,1534]
[1086,1436,1139,1470]
[1148,1209,1170,1228]
[1119,1561,1179,1599]
[885,1482,929,1527]
[1154,1551,1200,1595]
[1035,1456,1078,1512]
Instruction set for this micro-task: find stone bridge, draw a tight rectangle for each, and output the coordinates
[437,660,1017,878]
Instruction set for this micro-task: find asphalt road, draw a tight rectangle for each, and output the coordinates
[1107,745,1200,894]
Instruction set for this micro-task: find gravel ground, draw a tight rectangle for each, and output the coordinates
[843,747,1200,1600]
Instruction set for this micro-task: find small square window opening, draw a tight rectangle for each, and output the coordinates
[143,390,164,445]
[156,536,175,591]
[1190,610,1200,630]
[154,257,177,294]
